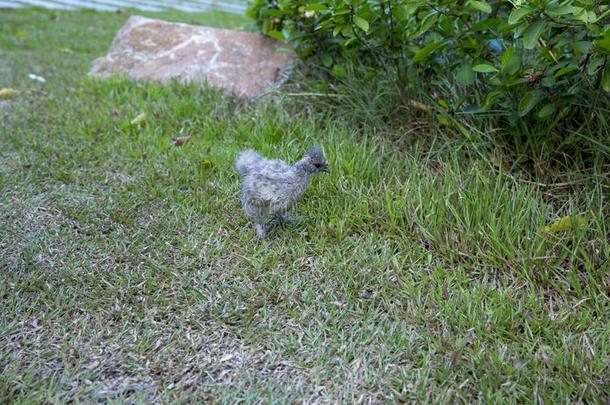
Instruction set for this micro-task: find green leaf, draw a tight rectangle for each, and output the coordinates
[320,53,333,67]
[518,90,544,116]
[508,7,534,24]
[541,76,556,87]
[315,20,331,30]
[573,41,593,58]
[468,0,492,14]
[344,37,357,46]
[574,8,596,23]
[404,1,420,16]
[522,21,546,49]
[353,15,369,32]
[586,55,605,76]
[602,65,610,92]
[488,77,502,86]
[417,13,438,37]
[482,90,503,109]
[261,9,283,17]
[511,23,529,39]
[593,35,610,53]
[500,48,514,66]
[303,4,327,11]
[501,48,522,75]
[546,5,575,16]
[332,64,347,79]
[463,105,485,114]
[472,18,501,32]
[550,33,571,48]
[331,8,350,16]
[536,103,556,119]
[412,41,443,63]
[473,64,498,73]
[341,24,353,37]
[554,65,578,78]
[456,64,475,86]
[267,30,284,40]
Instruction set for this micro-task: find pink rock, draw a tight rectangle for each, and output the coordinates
[90,16,296,99]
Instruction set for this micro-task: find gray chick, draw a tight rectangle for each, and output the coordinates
[235,147,329,237]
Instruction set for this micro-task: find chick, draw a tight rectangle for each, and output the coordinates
[235,147,329,237]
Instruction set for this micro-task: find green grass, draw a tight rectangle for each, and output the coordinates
[1,8,609,403]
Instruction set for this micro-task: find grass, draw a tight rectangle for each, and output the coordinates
[1,7,609,403]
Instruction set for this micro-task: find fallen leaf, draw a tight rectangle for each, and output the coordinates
[511,356,526,371]
[220,353,235,362]
[544,215,587,233]
[408,99,433,113]
[450,347,463,365]
[15,30,28,38]
[535,347,551,364]
[130,112,146,125]
[436,113,450,127]
[466,328,475,346]
[28,74,46,83]
[0,88,19,99]
[200,159,214,168]
[83,360,100,370]
[171,136,191,146]
[489,154,506,169]
[26,319,41,330]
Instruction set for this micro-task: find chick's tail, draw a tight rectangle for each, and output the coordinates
[235,149,263,177]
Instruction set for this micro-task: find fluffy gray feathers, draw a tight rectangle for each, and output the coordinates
[235,148,329,237]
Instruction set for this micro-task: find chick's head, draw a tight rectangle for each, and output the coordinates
[301,147,329,174]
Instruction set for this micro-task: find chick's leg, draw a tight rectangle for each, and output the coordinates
[255,223,267,238]
[281,212,294,225]
[268,211,293,227]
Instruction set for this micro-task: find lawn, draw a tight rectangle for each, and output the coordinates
[1,7,609,403]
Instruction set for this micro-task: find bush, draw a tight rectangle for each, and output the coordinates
[248,0,609,128]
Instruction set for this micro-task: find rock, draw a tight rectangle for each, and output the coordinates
[90,16,296,99]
